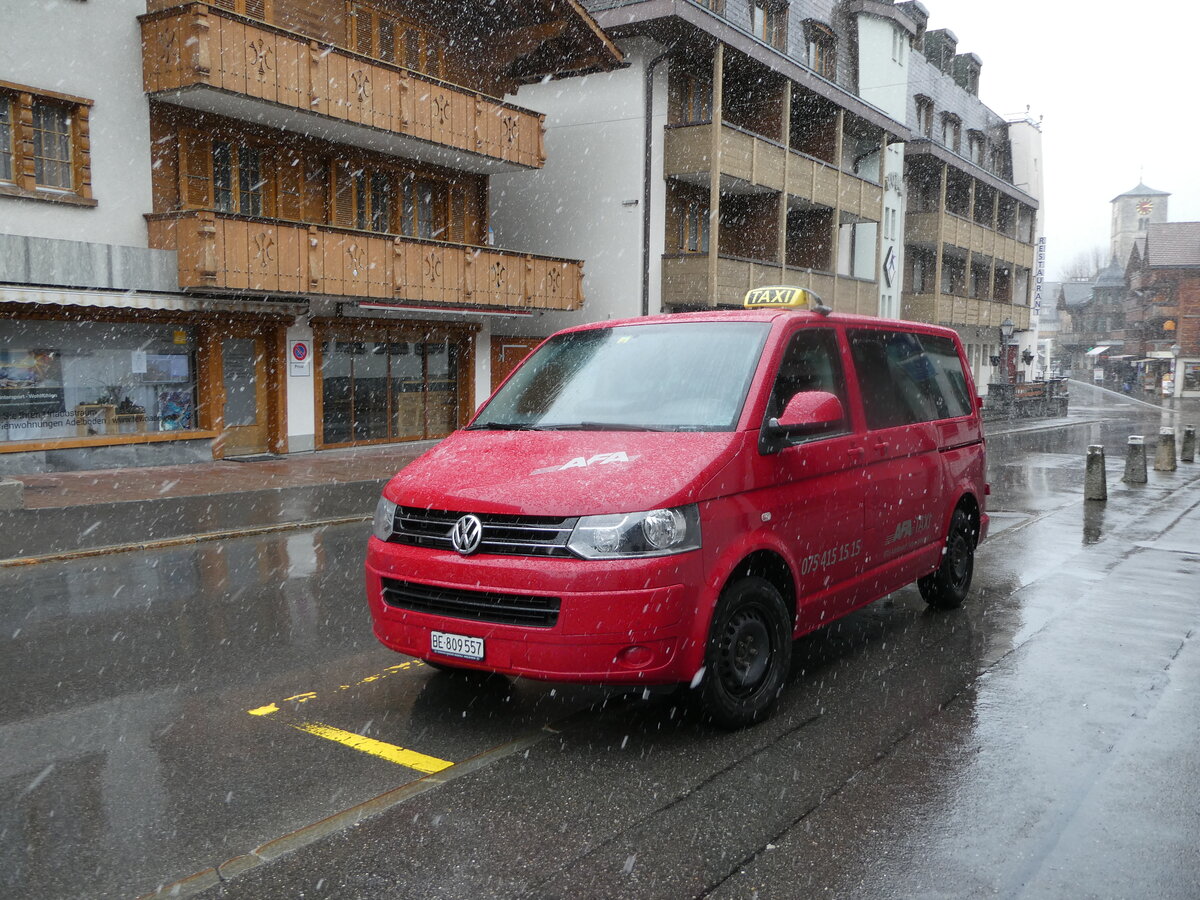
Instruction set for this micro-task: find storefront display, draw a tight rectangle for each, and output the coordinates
[0,319,197,443]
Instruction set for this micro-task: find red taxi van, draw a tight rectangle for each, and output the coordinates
[366,287,988,727]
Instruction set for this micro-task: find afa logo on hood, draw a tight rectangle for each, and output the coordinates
[531,451,636,476]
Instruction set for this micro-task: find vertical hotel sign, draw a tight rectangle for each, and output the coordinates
[1033,236,1046,320]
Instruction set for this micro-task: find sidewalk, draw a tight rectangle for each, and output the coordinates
[0,443,433,564]
[1,383,1193,564]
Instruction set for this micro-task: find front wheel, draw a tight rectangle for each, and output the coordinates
[696,576,792,728]
[918,508,976,609]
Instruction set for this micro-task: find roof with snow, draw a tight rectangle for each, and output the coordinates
[1144,222,1200,268]
[1110,181,1170,202]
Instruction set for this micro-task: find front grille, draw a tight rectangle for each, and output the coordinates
[381,578,561,627]
[389,506,577,558]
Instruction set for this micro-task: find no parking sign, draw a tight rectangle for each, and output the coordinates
[289,340,312,376]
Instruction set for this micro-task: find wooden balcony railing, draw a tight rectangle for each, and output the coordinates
[147,211,583,311]
[662,254,877,314]
[902,293,1031,331]
[140,3,545,169]
[664,124,881,218]
[906,211,1035,270]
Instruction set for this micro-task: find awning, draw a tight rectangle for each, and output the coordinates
[1085,346,1111,356]
[0,286,306,315]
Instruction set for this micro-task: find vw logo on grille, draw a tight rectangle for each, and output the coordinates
[450,514,484,555]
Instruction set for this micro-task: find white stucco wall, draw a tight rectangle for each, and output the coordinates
[0,0,153,247]
[491,38,665,334]
[855,14,908,318]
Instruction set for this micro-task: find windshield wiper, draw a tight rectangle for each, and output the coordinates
[548,422,673,432]
[465,422,546,431]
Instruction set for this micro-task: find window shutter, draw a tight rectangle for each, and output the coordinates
[332,160,355,228]
[259,147,277,217]
[448,185,465,244]
[179,129,212,209]
[243,0,266,20]
[351,7,374,56]
[378,18,396,63]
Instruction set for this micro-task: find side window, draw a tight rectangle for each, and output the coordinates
[767,328,848,431]
[849,330,971,429]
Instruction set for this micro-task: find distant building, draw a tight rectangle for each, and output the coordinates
[1110,182,1169,269]
[1126,222,1200,398]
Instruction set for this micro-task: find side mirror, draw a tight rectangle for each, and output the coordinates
[759,391,846,454]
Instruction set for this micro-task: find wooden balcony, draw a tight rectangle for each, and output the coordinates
[147,211,583,311]
[906,211,1035,270]
[140,3,545,173]
[662,254,877,314]
[902,293,1031,331]
[664,124,881,218]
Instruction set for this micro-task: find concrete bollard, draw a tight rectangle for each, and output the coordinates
[1084,445,1107,501]
[1182,425,1196,464]
[1124,435,1147,484]
[1155,427,1177,472]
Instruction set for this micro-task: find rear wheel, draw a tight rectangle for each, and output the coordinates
[918,508,976,609]
[697,576,792,728]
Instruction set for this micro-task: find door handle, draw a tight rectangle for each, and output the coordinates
[848,447,865,458]
[874,442,889,453]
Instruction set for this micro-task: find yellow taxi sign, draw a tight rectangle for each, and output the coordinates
[743,285,827,310]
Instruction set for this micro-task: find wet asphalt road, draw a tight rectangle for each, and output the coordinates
[2,385,1198,899]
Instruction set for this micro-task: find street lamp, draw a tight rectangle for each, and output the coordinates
[1000,318,1015,384]
[1170,343,1182,400]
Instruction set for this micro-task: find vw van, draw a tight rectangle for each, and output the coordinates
[366,287,988,727]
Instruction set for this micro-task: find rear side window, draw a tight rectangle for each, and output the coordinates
[848,330,972,429]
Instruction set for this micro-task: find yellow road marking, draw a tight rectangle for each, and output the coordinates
[245,661,425,716]
[290,722,453,774]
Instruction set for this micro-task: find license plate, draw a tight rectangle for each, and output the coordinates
[430,631,484,661]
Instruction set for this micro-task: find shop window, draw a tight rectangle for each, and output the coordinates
[320,336,463,446]
[348,2,444,77]
[803,20,836,80]
[0,84,93,205]
[0,320,198,445]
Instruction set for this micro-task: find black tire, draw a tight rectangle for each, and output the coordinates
[918,507,976,609]
[697,576,792,728]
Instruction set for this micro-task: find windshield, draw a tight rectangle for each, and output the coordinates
[471,322,770,431]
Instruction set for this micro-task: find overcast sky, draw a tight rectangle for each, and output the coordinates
[924,2,1200,280]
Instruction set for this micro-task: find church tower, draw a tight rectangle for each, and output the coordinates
[1110,182,1169,267]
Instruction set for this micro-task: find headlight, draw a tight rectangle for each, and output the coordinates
[567,505,701,559]
[373,496,397,541]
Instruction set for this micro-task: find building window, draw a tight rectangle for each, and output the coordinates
[0,95,12,183]
[212,142,267,216]
[891,27,906,63]
[915,95,933,139]
[804,20,836,79]
[0,85,92,204]
[32,101,74,190]
[696,0,725,12]
[752,1,787,50]
[967,130,985,166]
[940,113,961,152]
[678,200,710,253]
[673,73,713,125]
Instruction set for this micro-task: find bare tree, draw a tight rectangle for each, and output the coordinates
[1057,245,1107,281]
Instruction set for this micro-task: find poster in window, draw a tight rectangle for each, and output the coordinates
[0,349,65,418]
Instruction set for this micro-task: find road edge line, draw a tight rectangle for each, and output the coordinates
[0,515,371,568]
[135,730,547,900]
